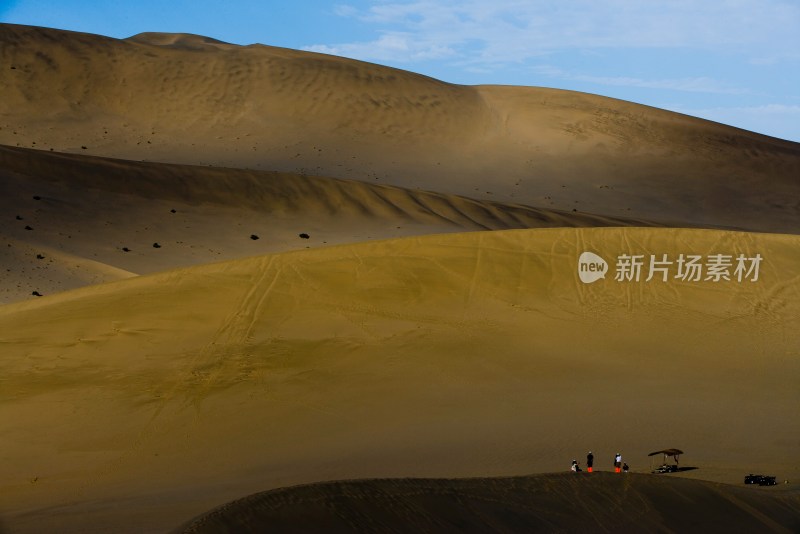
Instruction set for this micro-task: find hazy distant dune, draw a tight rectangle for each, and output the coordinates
[126,32,236,51]
[2,23,798,232]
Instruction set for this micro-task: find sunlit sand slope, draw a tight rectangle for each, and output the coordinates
[173,474,800,534]
[1,227,798,533]
[1,145,658,303]
[2,24,799,232]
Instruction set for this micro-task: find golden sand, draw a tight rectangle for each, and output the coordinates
[2,228,798,531]
[1,23,799,533]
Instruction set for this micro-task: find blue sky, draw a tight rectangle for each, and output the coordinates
[2,0,799,142]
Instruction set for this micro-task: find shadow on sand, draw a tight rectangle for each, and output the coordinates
[171,472,800,534]
[652,465,699,474]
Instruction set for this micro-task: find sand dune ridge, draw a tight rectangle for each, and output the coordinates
[2,23,798,232]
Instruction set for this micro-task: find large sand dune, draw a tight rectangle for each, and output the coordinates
[0,145,659,304]
[1,228,798,532]
[2,24,799,232]
[1,22,799,534]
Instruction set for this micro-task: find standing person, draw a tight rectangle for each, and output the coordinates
[614,453,622,473]
[586,451,594,473]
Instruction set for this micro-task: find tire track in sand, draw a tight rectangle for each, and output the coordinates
[76,257,282,495]
[183,256,284,410]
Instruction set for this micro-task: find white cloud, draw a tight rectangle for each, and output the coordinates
[304,1,800,141]
[333,4,360,18]
[310,1,800,64]
[306,31,457,62]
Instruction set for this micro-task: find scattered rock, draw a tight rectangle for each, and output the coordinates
[31,291,42,297]
[32,195,41,200]
[16,215,23,220]
[36,254,45,260]
[299,233,310,239]
[122,247,130,252]
[24,225,33,231]
[81,146,87,150]
[250,234,259,240]
[152,242,161,248]
[170,209,177,213]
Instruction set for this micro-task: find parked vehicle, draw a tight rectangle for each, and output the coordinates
[744,474,777,486]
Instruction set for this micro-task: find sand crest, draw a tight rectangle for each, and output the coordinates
[172,473,800,534]
[1,145,661,304]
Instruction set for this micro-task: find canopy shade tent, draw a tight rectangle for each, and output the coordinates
[648,448,684,458]
[649,449,684,471]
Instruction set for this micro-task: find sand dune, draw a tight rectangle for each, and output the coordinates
[173,473,800,533]
[1,22,799,534]
[1,145,661,304]
[0,236,136,302]
[1,228,797,532]
[2,24,799,233]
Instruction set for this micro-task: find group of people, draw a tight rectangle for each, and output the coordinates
[571,451,628,473]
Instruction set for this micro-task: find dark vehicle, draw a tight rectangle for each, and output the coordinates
[744,474,777,486]
[654,464,678,474]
